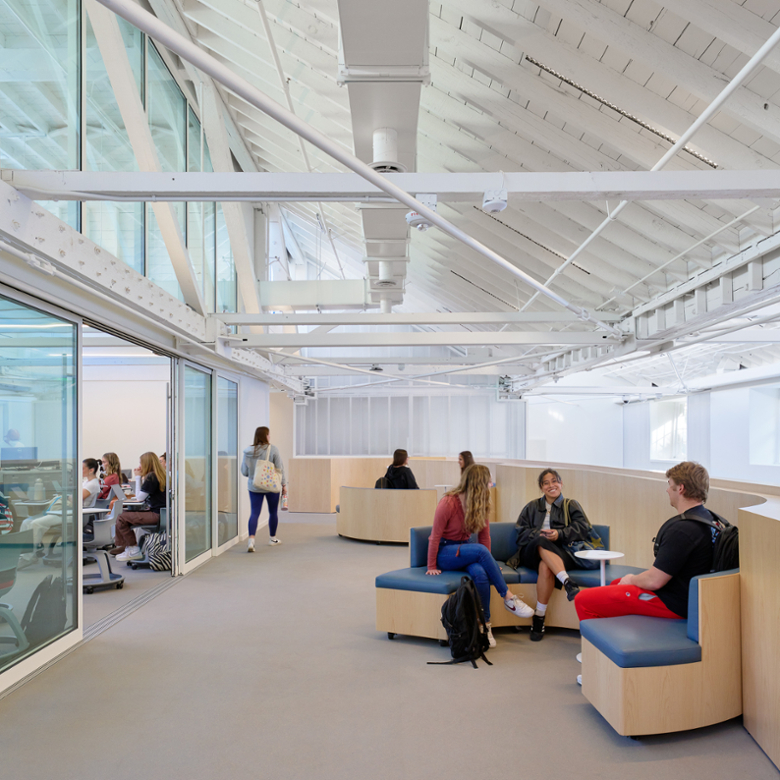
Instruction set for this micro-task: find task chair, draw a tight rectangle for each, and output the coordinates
[83,499,125,593]
[0,530,34,656]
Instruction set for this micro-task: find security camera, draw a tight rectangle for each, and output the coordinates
[482,189,508,213]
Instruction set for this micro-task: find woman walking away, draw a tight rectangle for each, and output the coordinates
[426,464,534,648]
[114,452,166,561]
[241,426,287,551]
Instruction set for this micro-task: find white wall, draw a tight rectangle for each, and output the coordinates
[82,362,169,472]
[526,397,623,467]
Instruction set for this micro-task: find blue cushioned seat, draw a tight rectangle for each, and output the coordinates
[375,566,464,594]
[568,564,645,588]
[580,615,701,668]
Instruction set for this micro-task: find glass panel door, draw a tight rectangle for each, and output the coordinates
[181,364,211,569]
[0,295,78,672]
[216,377,238,547]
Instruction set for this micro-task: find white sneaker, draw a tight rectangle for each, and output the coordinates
[485,622,496,649]
[503,594,534,619]
[247,539,255,553]
[577,674,582,686]
[116,546,143,562]
[268,537,282,546]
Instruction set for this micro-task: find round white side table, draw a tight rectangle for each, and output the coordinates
[574,549,624,587]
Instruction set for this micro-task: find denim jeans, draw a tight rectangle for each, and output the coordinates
[437,540,508,621]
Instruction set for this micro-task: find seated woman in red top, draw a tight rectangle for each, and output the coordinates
[426,464,534,647]
[99,452,122,500]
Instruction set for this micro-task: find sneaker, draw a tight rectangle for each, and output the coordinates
[530,614,546,641]
[485,622,496,649]
[503,594,534,619]
[576,674,582,686]
[564,578,581,602]
[268,537,282,546]
[247,539,255,553]
[116,547,143,562]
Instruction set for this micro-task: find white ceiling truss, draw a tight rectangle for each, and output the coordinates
[7,0,780,399]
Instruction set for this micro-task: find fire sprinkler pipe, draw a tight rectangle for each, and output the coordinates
[91,0,621,337]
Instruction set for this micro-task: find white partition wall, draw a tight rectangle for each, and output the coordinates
[295,392,526,459]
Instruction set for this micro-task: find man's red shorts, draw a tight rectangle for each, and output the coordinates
[574,578,683,621]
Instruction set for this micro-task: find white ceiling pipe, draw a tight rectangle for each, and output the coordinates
[521,21,780,312]
[92,0,620,338]
[372,128,405,172]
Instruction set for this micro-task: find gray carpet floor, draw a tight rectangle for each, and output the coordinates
[1,521,777,780]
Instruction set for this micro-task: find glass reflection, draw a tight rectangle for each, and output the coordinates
[0,295,77,670]
[184,366,211,562]
[217,378,237,545]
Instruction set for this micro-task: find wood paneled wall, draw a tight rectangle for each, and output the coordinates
[740,498,780,770]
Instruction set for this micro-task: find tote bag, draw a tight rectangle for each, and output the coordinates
[252,447,282,493]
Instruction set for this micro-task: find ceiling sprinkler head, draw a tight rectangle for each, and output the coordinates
[369,364,383,372]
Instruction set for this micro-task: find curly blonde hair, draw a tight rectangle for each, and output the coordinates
[445,464,492,534]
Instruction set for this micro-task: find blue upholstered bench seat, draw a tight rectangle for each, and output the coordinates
[579,570,739,668]
[580,615,700,668]
[375,523,645,592]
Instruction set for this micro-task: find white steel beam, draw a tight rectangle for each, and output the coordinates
[216,311,623,326]
[84,0,206,316]
[9,169,780,203]
[199,81,262,314]
[233,332,620,348]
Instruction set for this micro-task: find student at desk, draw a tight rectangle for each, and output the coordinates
[18,458,101,567]
[111,452,166,562]
[98,452,122,500]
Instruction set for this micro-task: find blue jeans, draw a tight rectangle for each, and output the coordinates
[437,540,508,621]
[248,491,280,537]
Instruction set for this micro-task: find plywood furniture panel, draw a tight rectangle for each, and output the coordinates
[337,487,438,543]
[287,458,332,513]
[581,572,742,736]
[740,499,780,769]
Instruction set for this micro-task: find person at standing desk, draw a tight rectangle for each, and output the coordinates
[18,458,101,567]
[112,452,166,562]
[98,452,122,500]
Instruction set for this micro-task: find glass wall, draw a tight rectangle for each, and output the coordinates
[217,377,238,546]
[0,0,80,229]
[650,398,687,461]
[83,14,144,274]
[0,295,77,671]
[0,0,238,313]
[183,365,211,562]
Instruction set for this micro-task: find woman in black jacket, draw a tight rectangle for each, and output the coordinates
[507,468,594,641]
[383,449,419,489]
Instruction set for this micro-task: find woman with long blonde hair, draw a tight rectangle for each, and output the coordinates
[426,464,533,647]
[111,451,167,561]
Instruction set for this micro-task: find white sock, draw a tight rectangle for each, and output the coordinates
[535,602,548,616]
[556,571,569,585]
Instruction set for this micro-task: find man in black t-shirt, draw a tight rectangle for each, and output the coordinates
[575,461,714,621]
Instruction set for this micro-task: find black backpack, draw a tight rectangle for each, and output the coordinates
[681,509,739,572]
[374,477,389,489]
[20,575,67,647]
[428,577,492,669]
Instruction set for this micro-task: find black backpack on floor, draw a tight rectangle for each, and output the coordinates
[20,575,67,647]
[428,577,492,669]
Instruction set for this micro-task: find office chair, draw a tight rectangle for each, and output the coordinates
[83,499,125,593]
[0,530,34,656]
